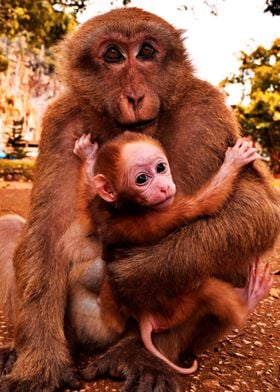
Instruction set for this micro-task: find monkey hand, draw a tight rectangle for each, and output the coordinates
[82,334,182,392]
[74,133,98,162]
[225,138,260,170]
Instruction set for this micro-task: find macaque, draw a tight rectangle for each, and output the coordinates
[0,8,279,391]
[72,131,268,374]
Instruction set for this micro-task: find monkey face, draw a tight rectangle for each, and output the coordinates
[121,140,176,209]
[61,8,189,136]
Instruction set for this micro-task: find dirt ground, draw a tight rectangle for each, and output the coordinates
[0,182,279,392]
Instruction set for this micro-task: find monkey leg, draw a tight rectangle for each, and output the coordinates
[82,330,183,392]
[0,215,81,391]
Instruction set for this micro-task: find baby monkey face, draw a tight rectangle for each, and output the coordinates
[122,141,176,209]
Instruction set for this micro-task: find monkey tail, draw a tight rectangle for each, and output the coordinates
[140,315,198,375]
[0,214,25,325]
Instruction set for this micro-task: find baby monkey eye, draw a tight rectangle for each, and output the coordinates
[136,173,149,185]
[156,162,167,173]
[104,46,124,63]
[137,43,156,59]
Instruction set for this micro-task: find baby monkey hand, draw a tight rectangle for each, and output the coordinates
[225,138,260,170]
[74,134,99,162]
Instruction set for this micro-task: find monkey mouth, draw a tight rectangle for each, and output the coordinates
[152,195,174,210]
[118,118,157,131]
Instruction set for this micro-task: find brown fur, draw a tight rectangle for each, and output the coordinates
[0,7,279,392]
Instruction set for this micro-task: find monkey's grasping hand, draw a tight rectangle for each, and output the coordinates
[224,138,260,170]
[235,259,274,314]
[74,134,99,162]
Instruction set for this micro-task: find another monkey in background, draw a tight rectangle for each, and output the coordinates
[72,131,271,374]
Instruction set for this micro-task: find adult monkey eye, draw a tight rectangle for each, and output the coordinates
[104,46,124,63]
[156,162,167,173]
[137,43,156,59]
[136,174,149,185]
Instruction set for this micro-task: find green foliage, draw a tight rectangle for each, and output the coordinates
[0,0,88,47]
[0,159,34,181]
[265,0,280,15]
[221,39,280,173]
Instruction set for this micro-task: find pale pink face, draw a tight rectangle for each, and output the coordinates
[121,141,176,210]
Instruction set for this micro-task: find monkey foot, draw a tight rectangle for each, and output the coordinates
[82,334,182,392]
[0,363,81,392]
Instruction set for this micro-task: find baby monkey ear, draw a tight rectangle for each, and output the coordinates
[94,174,117,203]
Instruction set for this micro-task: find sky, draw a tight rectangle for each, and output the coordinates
[78,0,280,103]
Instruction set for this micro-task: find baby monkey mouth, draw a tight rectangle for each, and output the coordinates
[152,195,175,210]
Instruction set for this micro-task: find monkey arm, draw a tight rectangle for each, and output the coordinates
[76,160,98,231]
[10,97,90,388]
[175,159,240,220]
[102,165,240,246]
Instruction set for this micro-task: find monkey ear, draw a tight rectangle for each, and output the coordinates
[94,174,117,203]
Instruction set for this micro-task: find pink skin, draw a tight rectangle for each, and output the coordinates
[121,141,176,209]
[235,259,274,312]
[223,138,260,172]
[140,315,198,375]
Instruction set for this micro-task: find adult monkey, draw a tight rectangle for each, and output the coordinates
[0,7,279,392]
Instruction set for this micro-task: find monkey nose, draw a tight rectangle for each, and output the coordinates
[160,184,169,194]
[127,93,144,111]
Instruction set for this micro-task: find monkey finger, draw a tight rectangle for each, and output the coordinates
[225,146,232,155]
[83,134,93,147]
[243,152,260,165]
[260,263,271,285]
[82,362,100,381]
[248,260,258,296]
[238,141,252,154]
[123,369,141,392]
[242,150,258,161]
[92,142,99,152]
[232,138,243,150]
[241,147,257,158]
[85,133,92,142]
[81,133,88,141]
[82,355,127,382]
[61,366,81,389]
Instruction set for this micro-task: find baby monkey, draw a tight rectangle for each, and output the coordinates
[74,131,272,374]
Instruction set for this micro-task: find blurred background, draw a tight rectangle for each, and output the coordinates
[0,0,279,181]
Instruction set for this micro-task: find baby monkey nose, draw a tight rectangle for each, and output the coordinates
[160,183,169,194]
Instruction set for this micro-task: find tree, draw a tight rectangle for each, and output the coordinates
[221,39,280,174]
[265,0,280,15]
[0,1,89,47]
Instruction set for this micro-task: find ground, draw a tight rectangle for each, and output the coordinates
[0,181,279,392]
